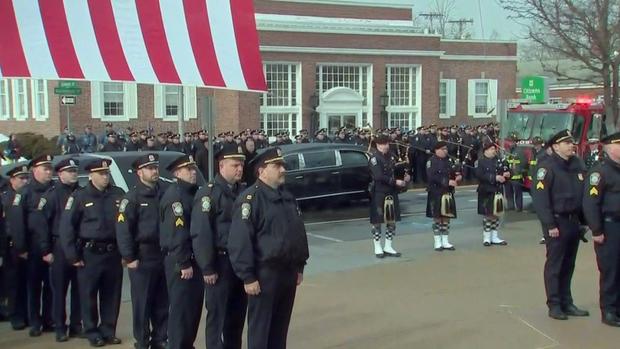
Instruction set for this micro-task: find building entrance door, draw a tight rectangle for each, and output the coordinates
[328,114,357,135]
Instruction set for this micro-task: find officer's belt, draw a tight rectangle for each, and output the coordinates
[553,213,580,221]
[82,240,117,253]
[603,215,620,223]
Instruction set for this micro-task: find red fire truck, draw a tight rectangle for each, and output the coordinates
[501,98,608,189]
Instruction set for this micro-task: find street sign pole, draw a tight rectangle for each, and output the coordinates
[66,104,71,133]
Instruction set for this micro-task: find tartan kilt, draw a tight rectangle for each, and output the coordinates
[426,191,457,219]
[477,191,496,216]
[369,191,401,224]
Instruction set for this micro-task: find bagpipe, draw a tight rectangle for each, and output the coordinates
[492,150,511,216]
[364,125,410,193]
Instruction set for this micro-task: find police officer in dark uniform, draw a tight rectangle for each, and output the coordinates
[125,131,142,152]
[475,142,509,246]
[583,132,620,327]
[165,134,185,153]
[426,141,460,251]
[116,154,168,349]
[228,147,309,349]
[10,154,55,337]
[531,129,590,321]
[368,135,409,258]
[191,144,247,349]
[35,158,83,341]
[60,159,125,347]
[102,133,123,152]
[1,165,30,330]
[312,129,330,143]
[159,154,204,349]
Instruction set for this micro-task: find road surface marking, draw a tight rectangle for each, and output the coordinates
[307,233,344,242]
[305,208,477,226]
[499,305,560,349]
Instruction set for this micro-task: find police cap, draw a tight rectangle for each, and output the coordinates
[547,129,574,145]
[601,132,620,144]
[7,164,29,178]
[132,153,160,170]
[29,154,54,169]
[214,143,246,161]
[251,147,285,167]
[375,134,390,144]
[55,158,79,172]
[85,159,111,173]
[434,141,448,150]
[166,154,196,172]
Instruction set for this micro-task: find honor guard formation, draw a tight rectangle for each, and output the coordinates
[2,123,620,349]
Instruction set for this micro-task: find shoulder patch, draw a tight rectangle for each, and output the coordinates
[12,193,21,206]
[201,196,211,212]
[172,202,183,217]
[241,202,251,220]
[64,196,74,210]
[536,168,547,181]
[37,198,47,210]
[590,172,601,186]
[118,199,129,213]
[370,157,377,166]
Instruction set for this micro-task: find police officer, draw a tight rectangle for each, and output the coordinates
[35,158,83,341]
[313,129,330,143]
[504,134,527,211]
[102,133,123,152]
[60,159,125,346]
[159,154,204,349]
[125,131,142,152]
[426,141,460,251]
[531,129,590,321]
[116,154,168,349]
[191,144,247,349]
[228,147,309,349]
[1,165,30,330]
[368,134,409,258]
[475,142,509,246]
[10,154,55,336]
[582,132,620,327]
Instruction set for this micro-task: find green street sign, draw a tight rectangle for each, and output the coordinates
[58,81,78,88]
[54,87,82,95]
[520,76,548,104]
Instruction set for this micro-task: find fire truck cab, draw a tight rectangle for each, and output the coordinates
[501,98,608,189]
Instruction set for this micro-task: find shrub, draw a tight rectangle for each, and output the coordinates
[1,133,61,160]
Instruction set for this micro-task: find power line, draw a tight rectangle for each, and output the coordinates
[447,18,474,39]
[419,12,444,33]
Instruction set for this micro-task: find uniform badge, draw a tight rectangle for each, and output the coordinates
[474,160,479,168]
[12,193,21,206]
[578,173,584,181]
[175,218,184,227]
[590,172,601,186]
[536,168,547,181]
[276,148,282,156]
[246,194,253,200]
[172,202,183,217]
[426,160,431,169]
[65,196,74,210]
[590,187,599,196]
[119,199,129,213]
[241,203,251,220]
[370,157,377,166]
[117,213,125,223]
[37,198,47,211]
[148,154,155,162]
[85,202,94,207]
[201,196,211,212]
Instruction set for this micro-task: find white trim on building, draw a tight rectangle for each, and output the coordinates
[439,79,456,119]
[0,79,10,120]
[154,85,197,122]
[11,79,29,120]
[468,79,498,118]
[385,64,421,130]
[30,79,49,121]
[91,81,138,122]
[260,62,303,136]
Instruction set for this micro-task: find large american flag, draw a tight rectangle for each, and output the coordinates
[0,0,266,92]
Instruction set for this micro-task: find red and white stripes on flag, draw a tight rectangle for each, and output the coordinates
[0,0,266,92]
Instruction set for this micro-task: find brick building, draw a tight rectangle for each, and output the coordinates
[0,0,517,139]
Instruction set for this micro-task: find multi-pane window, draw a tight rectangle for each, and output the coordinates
[260,63,301,137]
[0,80,9,119]
[261,64,297,107]
[316,65,370,105]
[475,81,489,113]
[165,85,181,116]
[439,81,447,115]
[12,79,28,119]
[103,82,124,116]
[387,66,415,106]
[32,80,48,119]
[388,112,411,129]
[261,112,298,136]
[385,66,419,130]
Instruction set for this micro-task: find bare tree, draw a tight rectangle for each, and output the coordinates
[499,0,620,126]
[430,0,456,36]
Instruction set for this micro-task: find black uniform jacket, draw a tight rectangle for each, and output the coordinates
[59,182,125,264]
[583,159,620,236]
[191,174,245,276]
[228,180,309,284]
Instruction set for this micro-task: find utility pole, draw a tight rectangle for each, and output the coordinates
[447,18,474,39]
[419,12,443,34]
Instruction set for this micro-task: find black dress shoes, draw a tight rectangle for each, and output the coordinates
[104,336,122,345]
[383,251,401,257]
[90,337,106,347]
[548,308,568,320]
[29,326,42,337]
[563,304,589,317]
[602,312,620,327]
[56,332,69,342]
